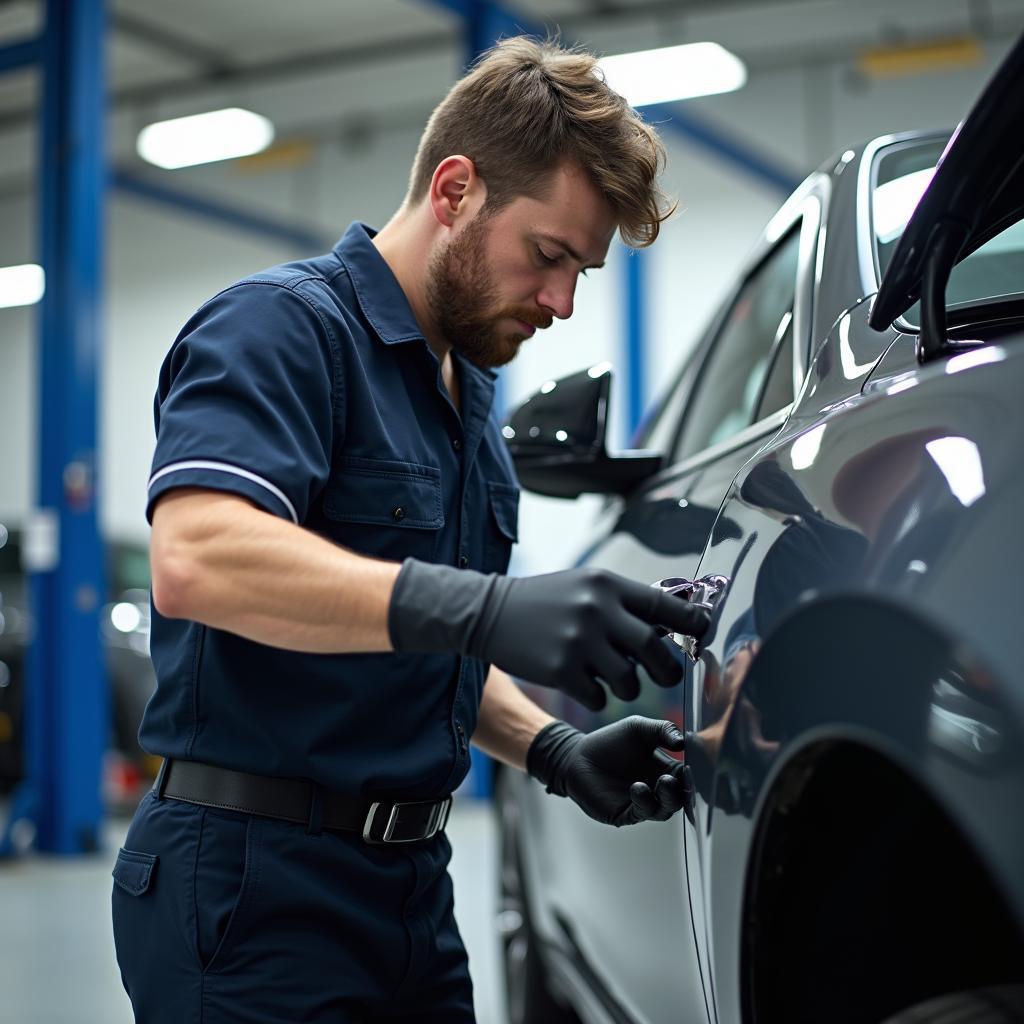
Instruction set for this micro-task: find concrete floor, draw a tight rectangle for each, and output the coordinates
[0,797,505,1024]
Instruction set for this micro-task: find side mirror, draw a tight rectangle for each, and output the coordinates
[502,364,662,499]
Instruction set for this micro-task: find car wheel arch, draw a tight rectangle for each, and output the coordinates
[706,593,1024,1022]
[740,735,1024,1023]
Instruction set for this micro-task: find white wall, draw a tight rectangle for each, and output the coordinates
[0,40,1013,571]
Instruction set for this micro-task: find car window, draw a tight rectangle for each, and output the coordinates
[673,224,801,462]
[873,137,1024,324]
[753,310,795,422]
[634,344,702,453]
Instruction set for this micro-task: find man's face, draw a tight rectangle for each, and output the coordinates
[426,162,617,369]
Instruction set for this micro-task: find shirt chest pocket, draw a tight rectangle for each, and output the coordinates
[322,456,444,563]
[483,480,519,574]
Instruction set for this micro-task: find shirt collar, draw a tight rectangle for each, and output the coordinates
[333,222,426,346]
[332,221,498,383]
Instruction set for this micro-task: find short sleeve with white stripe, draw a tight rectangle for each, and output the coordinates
[146,281,335,526]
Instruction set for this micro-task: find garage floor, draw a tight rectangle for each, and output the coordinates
[0,797,505,1024]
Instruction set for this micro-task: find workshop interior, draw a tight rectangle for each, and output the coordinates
[2,2,1023,1022]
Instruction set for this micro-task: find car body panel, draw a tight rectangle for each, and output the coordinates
[685,313,1024,1020]
[501,64,1024,1019]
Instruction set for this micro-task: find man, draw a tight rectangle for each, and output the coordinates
[111,36,709,1023]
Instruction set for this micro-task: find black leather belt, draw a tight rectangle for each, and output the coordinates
[155,759,452,845]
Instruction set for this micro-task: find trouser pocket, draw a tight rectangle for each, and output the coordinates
[112,845,158,896]
[111,792,266,1024]
[111,844,159,977]
[111,842,164,1009]
[194,809,259,973]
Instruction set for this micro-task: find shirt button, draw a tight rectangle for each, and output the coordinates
[458,555,469,568]
[452,438,463,451]
[392,507,406,521]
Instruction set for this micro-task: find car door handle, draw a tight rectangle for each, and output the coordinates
[651,574,728,607]
[651,575,729,658]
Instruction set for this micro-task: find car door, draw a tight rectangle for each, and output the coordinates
[529,184,824,1024]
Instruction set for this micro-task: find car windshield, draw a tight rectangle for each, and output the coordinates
[873,137,1024,326]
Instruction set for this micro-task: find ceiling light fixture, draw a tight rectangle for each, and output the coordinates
[598,42,747,108]
[137,107,275,170]
[859,36,982,79]
[0,264,45,309]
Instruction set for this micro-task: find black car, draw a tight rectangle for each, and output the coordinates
[495,35,1024,1024]
[0,523,156,790]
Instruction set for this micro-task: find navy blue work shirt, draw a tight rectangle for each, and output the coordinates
[141,222,521,800]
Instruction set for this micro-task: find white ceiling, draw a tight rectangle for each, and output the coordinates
[2,0,1023,117]
[0,0,1021,191]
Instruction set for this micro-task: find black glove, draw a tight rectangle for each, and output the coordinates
[526,716,693,827]
[388,560,709,710]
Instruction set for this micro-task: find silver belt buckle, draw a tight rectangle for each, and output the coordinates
[362,796,453,844]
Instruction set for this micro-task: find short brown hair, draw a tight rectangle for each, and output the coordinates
[406,36,675,248]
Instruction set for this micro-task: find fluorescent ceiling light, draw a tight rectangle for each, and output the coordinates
[137,107,275,170]
[598,42,746,107]
[0,263,44,309]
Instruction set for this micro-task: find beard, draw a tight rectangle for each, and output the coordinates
[425,212,551,369]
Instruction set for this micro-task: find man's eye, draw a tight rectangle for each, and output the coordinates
[536,247,559,265]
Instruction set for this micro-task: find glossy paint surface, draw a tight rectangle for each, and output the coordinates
[506,130,1024,1024]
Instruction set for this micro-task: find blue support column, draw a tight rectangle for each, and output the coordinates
[431,0,800,199]
[461,0,538,67]
[463,0,535,427]
[448,0,543,799]
[0,35,44,73]
[7,0,108,856]
[622,246,647,443]
[436,0,544,427]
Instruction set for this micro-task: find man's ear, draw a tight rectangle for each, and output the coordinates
[429,155,485,227]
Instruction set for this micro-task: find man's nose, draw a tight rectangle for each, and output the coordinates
[537,275,576,321]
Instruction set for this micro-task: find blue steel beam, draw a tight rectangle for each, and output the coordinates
[642,101,801,196]
[0,34,44,73]
[17,0,108,855]
[111,169,329,252]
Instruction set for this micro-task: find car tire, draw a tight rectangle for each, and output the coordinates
[879,986,1024,1023]
[495,769,580,1024]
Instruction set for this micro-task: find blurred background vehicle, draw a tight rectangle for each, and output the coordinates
[0,522,156,807]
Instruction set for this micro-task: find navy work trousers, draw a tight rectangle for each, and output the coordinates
[111,790,475,1023]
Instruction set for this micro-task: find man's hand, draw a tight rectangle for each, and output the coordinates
[526,716,693,827]
[388,561,710,710]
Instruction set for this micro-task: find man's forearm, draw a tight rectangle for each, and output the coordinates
[471,665,556,771]
[151,488,401,653]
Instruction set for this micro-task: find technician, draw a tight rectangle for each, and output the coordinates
[111,36,709,1023]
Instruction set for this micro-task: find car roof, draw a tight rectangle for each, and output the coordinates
[870,33,1024,330]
